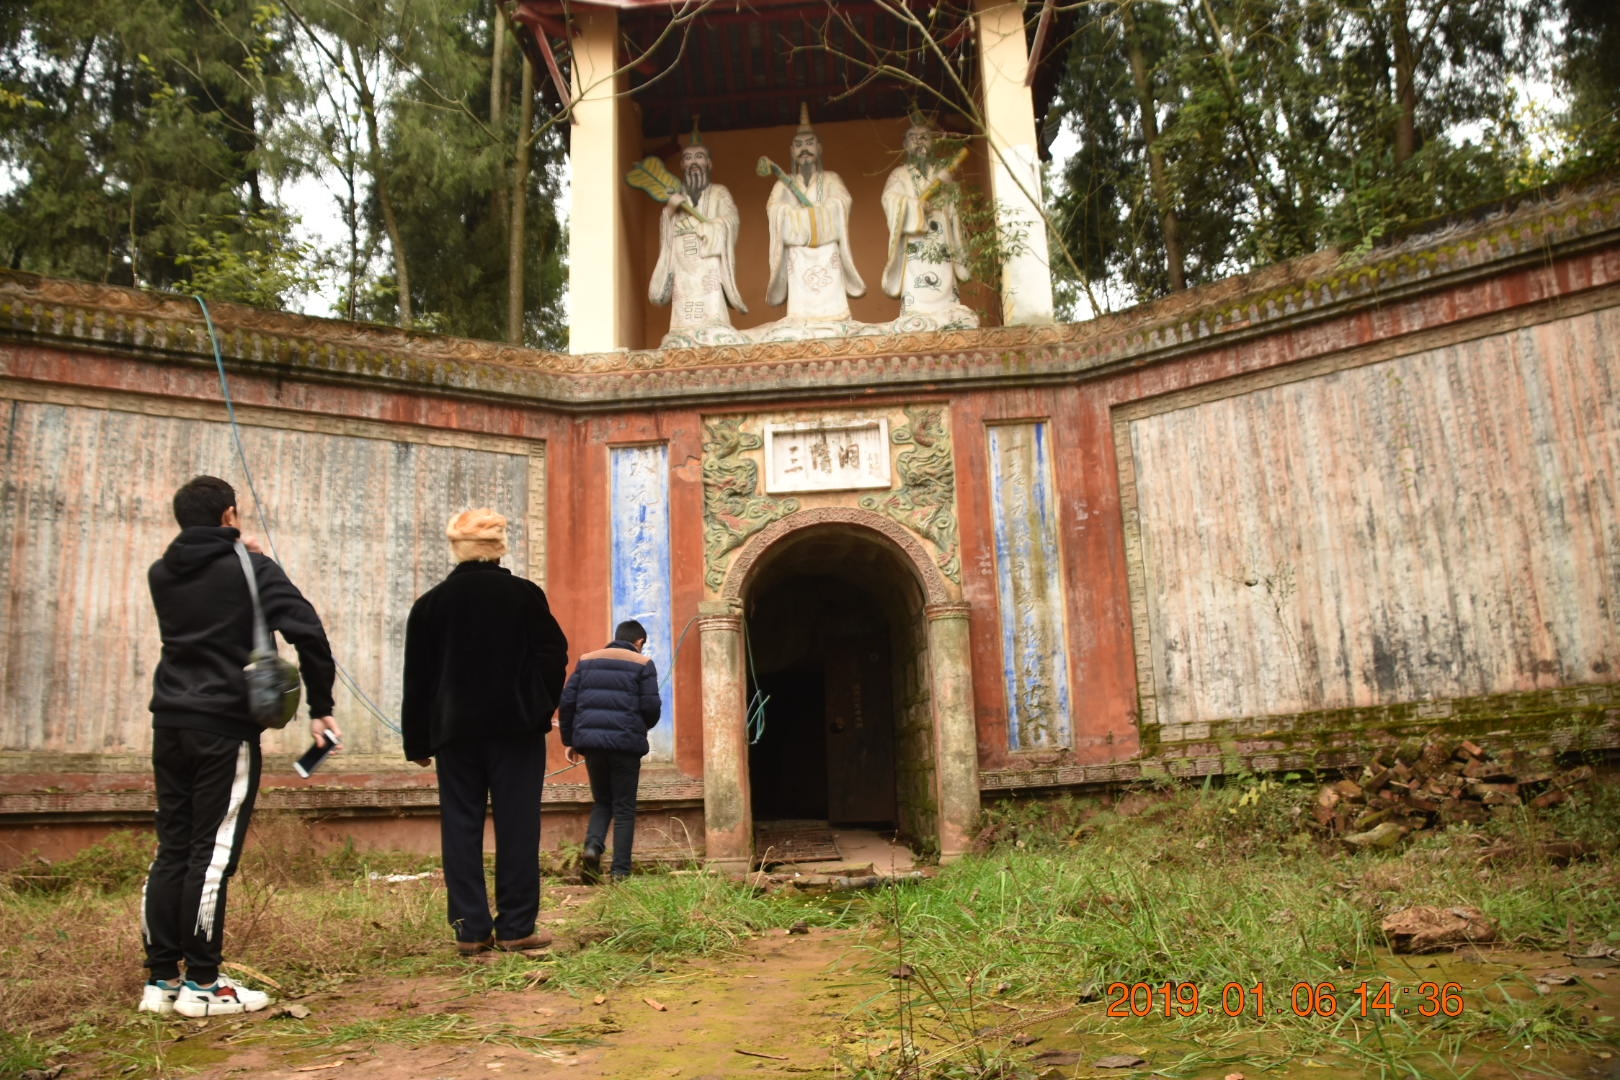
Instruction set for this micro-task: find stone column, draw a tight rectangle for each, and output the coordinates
[926,602,979,862]
[567,5,630,353]
[974,0,1056,326]
[698,600,753,872]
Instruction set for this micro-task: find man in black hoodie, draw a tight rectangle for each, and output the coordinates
[140,475,339,1018]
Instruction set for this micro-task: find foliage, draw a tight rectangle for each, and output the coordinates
[2,0,1603,340]
[175,207,324,307]
[1546,766,1620,852]
[0,1031,59,1076]
[356,8,569,348]
[1551,0,1620,179]
[0,0,298,290]
[1,0,568,346]
[1048,0,1562,316]
[2,828,151,894]
[275,0,553,341]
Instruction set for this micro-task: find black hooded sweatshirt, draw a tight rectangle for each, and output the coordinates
[148,525,336,742]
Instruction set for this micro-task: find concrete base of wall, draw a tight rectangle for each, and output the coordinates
[0,806,709,871]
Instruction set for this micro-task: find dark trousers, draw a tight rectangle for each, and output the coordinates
[435,733,545,942]
[142,728,261,986]
[584,750,642,879]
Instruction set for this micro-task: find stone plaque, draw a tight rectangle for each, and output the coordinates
[764,418,890,494]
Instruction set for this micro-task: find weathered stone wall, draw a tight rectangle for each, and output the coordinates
[0,388,538,765]
[1,179,1616,862]
[1121,305,1618,729]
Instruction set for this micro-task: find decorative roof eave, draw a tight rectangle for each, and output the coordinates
[2,180,1617,414]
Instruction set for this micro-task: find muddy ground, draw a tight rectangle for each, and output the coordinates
[74,883,1620,1080]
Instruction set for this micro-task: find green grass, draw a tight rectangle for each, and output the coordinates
[853,772,1620,1077]
[464,871,867,994]
[230,1011,602,1051]
[3,768,1615,1078]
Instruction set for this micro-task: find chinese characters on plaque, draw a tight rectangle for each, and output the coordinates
[764,419,891,494]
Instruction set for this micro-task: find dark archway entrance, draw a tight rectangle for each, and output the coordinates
[748,576,896,824]
[742,526,927,837]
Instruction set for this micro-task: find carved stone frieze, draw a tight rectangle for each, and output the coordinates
[859,404,961,583]
[701,417,800,590]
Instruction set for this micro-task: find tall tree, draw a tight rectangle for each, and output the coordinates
[281,0,423,327]
[1556,0,1619,173]
[1121,3,1184,291]
[0,0,303,302]
[327,1,566,346]
[1049,0,1552,317]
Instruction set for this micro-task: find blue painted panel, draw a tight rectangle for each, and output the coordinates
[988,423,1073,749]
[610,445,675,761]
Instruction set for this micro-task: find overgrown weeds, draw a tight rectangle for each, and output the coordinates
[865,768,1620,1077]
[3,770,1615,1079]
[0,815,450,1045]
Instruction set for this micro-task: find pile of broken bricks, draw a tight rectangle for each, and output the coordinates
[1315,735,1597,850]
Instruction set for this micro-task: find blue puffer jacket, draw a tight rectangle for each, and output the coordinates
[558,639,661,756]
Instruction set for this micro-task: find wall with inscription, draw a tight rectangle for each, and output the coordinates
[1121,308,1620,728]
[763,419,890,494]
[609,443,675,761]
[3,178,1616,844]
[0,394,537,762]
[987,422,1073,750]
[703,406,964,599]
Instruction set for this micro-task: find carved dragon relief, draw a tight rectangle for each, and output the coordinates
[701,417,800,590]
[861,404,962,583]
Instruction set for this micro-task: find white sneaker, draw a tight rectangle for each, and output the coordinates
[173,975,273,1017]
[138,979,181,1014]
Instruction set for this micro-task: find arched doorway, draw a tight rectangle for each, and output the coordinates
[699,509,978,871]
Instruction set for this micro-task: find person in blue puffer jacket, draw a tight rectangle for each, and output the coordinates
[559,619,662,883]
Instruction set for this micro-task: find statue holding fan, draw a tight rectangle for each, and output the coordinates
[881,114,978,331]
[632,121,747,348]
[761,104,865,326]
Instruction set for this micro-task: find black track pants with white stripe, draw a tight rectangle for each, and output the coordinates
[142,728,261,985]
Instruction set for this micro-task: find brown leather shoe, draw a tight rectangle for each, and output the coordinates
[494,930,553,952]
[456,936,494,956]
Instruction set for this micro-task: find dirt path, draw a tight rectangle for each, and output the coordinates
[140,928,886,1080]
[94,922,1620,1080]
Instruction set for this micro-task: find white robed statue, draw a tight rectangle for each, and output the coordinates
[880,116,978,331]
[647,124,747,348]
[761,104,866,329]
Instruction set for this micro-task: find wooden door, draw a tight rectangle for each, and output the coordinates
[824,631,896,824]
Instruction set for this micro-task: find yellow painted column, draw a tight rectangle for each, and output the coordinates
[567,5,628,353]
[974,0,1056,325]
